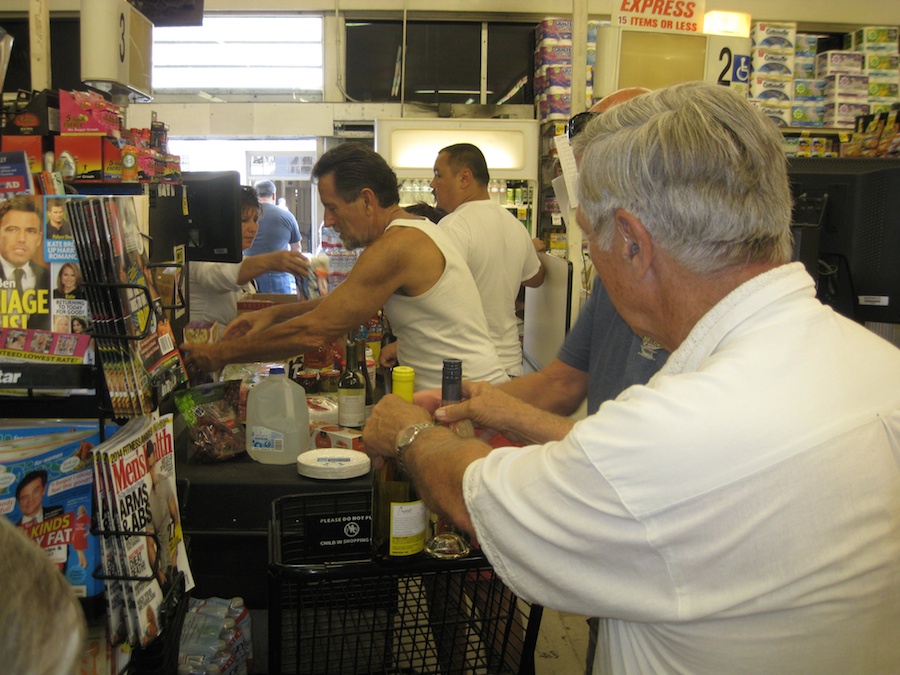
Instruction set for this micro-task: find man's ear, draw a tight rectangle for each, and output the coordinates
[614,209,653,270]
[359,187,377,211]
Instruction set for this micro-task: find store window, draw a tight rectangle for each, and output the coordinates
[152,15,324,97]
[345,20,534,105]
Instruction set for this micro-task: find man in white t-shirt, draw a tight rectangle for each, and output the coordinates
[430,144,544,377]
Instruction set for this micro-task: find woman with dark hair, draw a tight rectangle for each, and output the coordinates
[189,186,310,325]
[70,316,89,334]
[53,261,85,299]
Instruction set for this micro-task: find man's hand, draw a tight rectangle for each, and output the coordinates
[434,380,570,445]
[379,340,398,368]
[362,394,432,469]
[221,306,277,340]
[179,341,222,376]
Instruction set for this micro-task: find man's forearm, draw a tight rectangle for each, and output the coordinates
[406,425,491,537]
[484,400,575,445]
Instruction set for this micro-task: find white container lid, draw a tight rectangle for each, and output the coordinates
[297,448,371,479]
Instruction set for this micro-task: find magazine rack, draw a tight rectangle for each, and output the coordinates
[269,495,543,675]
[0,268,186,425]
[0,362,116,431]
[123,571,190,675]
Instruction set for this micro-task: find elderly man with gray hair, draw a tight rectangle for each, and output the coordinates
[362,81,900,674]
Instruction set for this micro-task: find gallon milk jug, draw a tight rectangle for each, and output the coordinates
[246,366,309,465]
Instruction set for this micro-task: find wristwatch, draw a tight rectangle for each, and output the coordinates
[395,422,433,474]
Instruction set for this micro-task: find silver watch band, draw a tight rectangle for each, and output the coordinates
[396,422,433,474]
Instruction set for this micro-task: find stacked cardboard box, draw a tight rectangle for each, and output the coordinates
[844,27,900,115]
[533,18,603,122]
[750,22,798,127]
[816,50,869,128]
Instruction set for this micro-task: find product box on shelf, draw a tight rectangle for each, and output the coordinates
[863,53,900,73]
[751,22,797,52]
[750,76,792,103]
[845,27,899,53]
[791,103,826,127]
[1,89,60,136]
[793,79,825,101]
[794,58,817,80]
[751,49,794,80]
[824,100,871,128]
[816,50,865,77]
[538,64,573,89]
[794,34,818,59]
[535,17,573,43]
[53,136,101,181]
[534,43,573,68]
[311,425,363,452]
[0,135,51,174]
[52,135,123,182]
[752,100,792,127]
[868,80,900,100]
[59,90,122,137]
[823,74,869,100]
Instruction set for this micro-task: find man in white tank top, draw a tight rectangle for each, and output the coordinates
[181,142,508,391]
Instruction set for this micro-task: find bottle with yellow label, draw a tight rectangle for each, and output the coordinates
[372,366,427,560]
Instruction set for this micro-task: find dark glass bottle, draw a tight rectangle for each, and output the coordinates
[423,358,472,559]
[337,338,365,430]
[355,337,374,420]
[380,312,397,396]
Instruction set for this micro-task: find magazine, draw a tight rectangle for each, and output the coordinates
[43,195,92,338]
[0,150,35,198]
[0,423,116,600]
[0,326,95,396]
[93,416,165,647]
[69,196,144,417]
[91,439,131,646]
[0,194,51,332]
[92,413,193,647]
[68,195,188,417]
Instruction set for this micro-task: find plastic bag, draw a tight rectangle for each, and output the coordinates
[175,381,245,463]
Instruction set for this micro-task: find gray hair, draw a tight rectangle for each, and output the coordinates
[253,179,276,197]
[0,516,86,674]
[575,81,793,274]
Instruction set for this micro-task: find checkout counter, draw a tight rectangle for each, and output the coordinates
[175,442,372,609]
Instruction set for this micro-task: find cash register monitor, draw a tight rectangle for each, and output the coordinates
[786,157,900,324]
[181,170,244,263]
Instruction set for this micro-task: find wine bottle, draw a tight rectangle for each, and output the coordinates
[354,337,374,420]
[380,312,397,396]
[372,365,427,560]
[337,338,366,430]
[441,358,475,439]
[424,358,472,559]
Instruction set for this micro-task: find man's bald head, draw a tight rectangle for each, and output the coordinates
[589,87,652,113]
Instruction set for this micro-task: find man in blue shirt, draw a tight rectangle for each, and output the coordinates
[246,179,303,293]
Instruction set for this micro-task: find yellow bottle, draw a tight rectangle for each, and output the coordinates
[371,366,426,559]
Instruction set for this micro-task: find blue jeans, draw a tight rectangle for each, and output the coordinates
[255,271,294,294]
